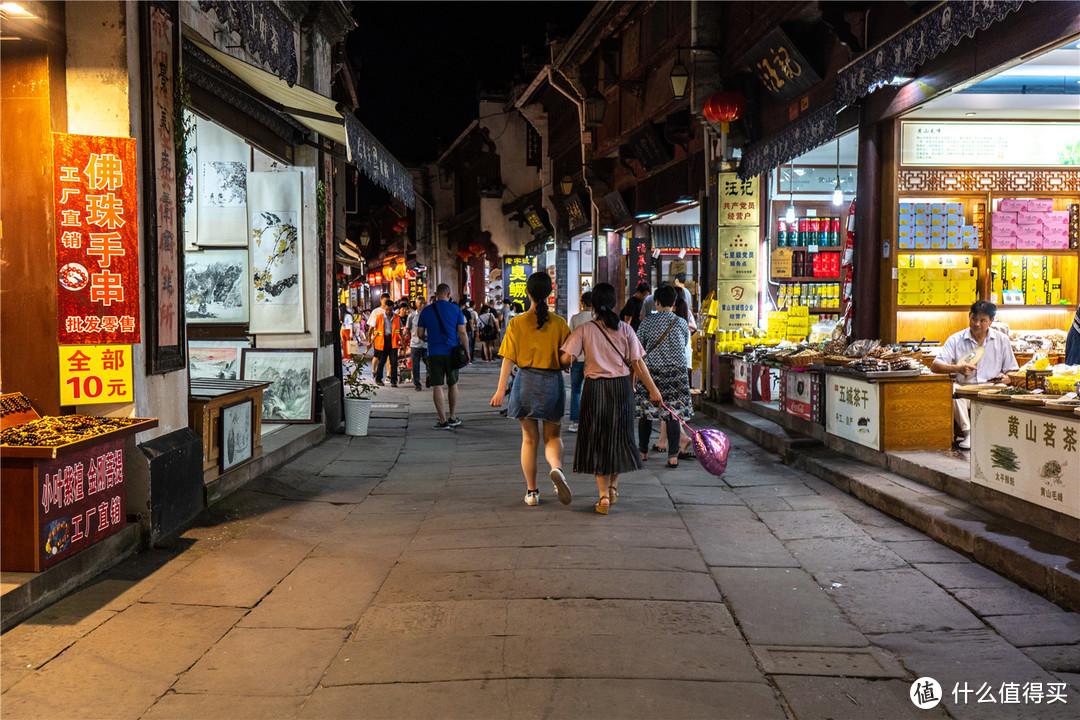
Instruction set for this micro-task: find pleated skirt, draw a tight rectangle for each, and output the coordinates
[574,375,643,476]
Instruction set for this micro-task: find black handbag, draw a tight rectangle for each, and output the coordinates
[434,304,469,369]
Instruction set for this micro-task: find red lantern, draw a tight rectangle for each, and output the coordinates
[457,249,472,262]
[703,92,746,133]
[468,242,484,257]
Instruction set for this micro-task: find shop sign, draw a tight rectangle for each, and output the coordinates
[742,27,821,104]
[718,227,758,280]
[784,369,819,422]
[503,255,534,304]
[564,192,588,232]
[900,122,1080,168]
[772,248,793,278]
[54,133,140,345]
[717,280,757,330]
[580,240,594,273]
[733,358,749,400]
[826,377,880,450]
[718,173,760,226]
[970,403,1080,519]
[36,436,126,570]
[628,236,653,294]
[627,123,672,172]
[58,345,134,405]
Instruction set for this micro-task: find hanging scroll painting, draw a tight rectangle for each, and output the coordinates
[184,248,249,323]
[195,117,249,246]
[247,171,304,333]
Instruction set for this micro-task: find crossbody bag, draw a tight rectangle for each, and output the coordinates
[433,305,469,369]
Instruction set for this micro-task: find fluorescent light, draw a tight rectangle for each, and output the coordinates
[0,3,35,18]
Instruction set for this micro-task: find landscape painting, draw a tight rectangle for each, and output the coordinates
[240,349,316,423]
[184,249,248,323]
[188,340,251,379]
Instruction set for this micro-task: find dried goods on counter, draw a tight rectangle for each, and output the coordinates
[1,415,140,447]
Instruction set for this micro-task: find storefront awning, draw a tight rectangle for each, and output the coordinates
[652,224,700,249]
[835,0,1028,105]
[738,102,838,180]
[189,38,415,208]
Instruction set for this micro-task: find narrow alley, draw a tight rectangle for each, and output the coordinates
[2,366,1078,720]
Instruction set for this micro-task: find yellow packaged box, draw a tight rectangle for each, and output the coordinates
[898,293,921,306]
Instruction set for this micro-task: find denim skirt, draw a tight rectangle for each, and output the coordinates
[507,367,565,423]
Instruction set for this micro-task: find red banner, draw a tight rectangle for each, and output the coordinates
[54,133,140,344]
[37,437,126,570]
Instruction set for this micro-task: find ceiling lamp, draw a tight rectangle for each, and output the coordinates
[560,175,574,196]
[832,137,843,207]
[786,160,796,224]
[702,91,746,133]
[669,54,689,99]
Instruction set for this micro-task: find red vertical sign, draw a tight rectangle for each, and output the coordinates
[54,133,141,344]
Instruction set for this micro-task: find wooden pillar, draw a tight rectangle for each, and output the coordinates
[853,117,882,340]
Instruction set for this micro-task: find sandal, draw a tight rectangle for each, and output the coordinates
[677,450,695,460]
[665,458,678,469]
[651,444,666,454]
[641,453,648,462]
[609,486,618,504]
[594,496,610,514]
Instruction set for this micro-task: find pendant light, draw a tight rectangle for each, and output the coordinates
[832,137,843,207]
[785,161,796,224]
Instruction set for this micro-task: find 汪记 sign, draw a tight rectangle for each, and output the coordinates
[58,345,134,405]
[37,436,126,570]
[54,133,140,344]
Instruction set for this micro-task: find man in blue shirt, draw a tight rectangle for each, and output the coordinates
[417,284,470,429]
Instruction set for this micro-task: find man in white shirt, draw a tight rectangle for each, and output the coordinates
[931,300,1018,449]
[406,299,427,391]
[566,291,594,432]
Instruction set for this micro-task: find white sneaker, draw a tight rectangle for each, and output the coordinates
[550,468,572,505]
[568,422,578,433]
[524,490,540,506]
[958,434,970,450]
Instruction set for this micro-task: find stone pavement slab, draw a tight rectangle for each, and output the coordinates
[175,627,347,695]
[914,561,1020,590]
[824,568,986,634]
[771,676,948,719]
[142,692,305,720]
[982,611,1080,647]
[952,586,1066,617]
[786,535,910,575]
[711,566,867,647]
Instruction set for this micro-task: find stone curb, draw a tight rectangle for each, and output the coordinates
[700,400,1080,614]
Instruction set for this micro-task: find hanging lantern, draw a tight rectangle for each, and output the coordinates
[457,249,472,262]
[468,242,485,257]
[703,92,746,133]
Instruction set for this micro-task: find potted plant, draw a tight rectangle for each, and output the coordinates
[343,354,378,436]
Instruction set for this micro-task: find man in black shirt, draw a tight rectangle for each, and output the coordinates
[620,281,650,331]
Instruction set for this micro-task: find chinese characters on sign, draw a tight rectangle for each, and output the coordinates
[54,133,140,345]
[718,228,759,280]
[58,345,134,405]
[971,403,1079,519]
[716,281,757,329]
[36,437,127,570]
[718,174,761,227]
[502,256,534,305]
[149,6,178,348]
[627,236,653,297]
[825,377,880,449]
[742,27,822,104]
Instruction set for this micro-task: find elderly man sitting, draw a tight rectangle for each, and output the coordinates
[930,300,1018,450]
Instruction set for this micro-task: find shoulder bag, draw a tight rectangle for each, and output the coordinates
[434,304,469,369]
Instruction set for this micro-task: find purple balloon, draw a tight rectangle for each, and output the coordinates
[692,428,730,476]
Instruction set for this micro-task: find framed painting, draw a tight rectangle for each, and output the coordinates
[220,398,254,471]
[187,339,251,380]
[196,117,250,245]
[184,249,249,323]
[247,171,304,333]
[240,348,316,423]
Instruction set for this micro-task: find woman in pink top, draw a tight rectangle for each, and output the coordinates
[560,283,662,514]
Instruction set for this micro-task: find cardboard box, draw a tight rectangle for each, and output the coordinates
[1026,198,1055,213]
[1042,226,1069,249]
[946,216,961,227]
[930,204,944,216]
[1015,229,1043,249]
[900,202,913,214]
[914,203,928,217]
[946,202,963,216]
[1017,211,1044,226]
[898,293,920,306]
[915,235,931,249]
[991,211,1018,227]
[1044,211,1069,228]
[998,198,1027,212]
[898,255,914,269]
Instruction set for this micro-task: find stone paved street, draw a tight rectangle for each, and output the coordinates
[2,365,1079,719]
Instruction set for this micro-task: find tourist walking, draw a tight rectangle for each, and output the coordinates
[477,304,500,362]
[406,299,427,391]
[490,272,572,507]
[566,291,593,433]
[371,295,401,387]
[560,283,662,514]
[418,285,470,429]
[635,285,692,468]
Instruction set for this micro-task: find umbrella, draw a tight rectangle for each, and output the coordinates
[662,403,730,476]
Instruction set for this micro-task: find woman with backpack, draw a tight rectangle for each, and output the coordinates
[559,283,663,514]
[477,304,500,361]
[490,273,572,507]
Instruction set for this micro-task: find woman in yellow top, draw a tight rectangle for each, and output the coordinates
[490,272,573,507]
